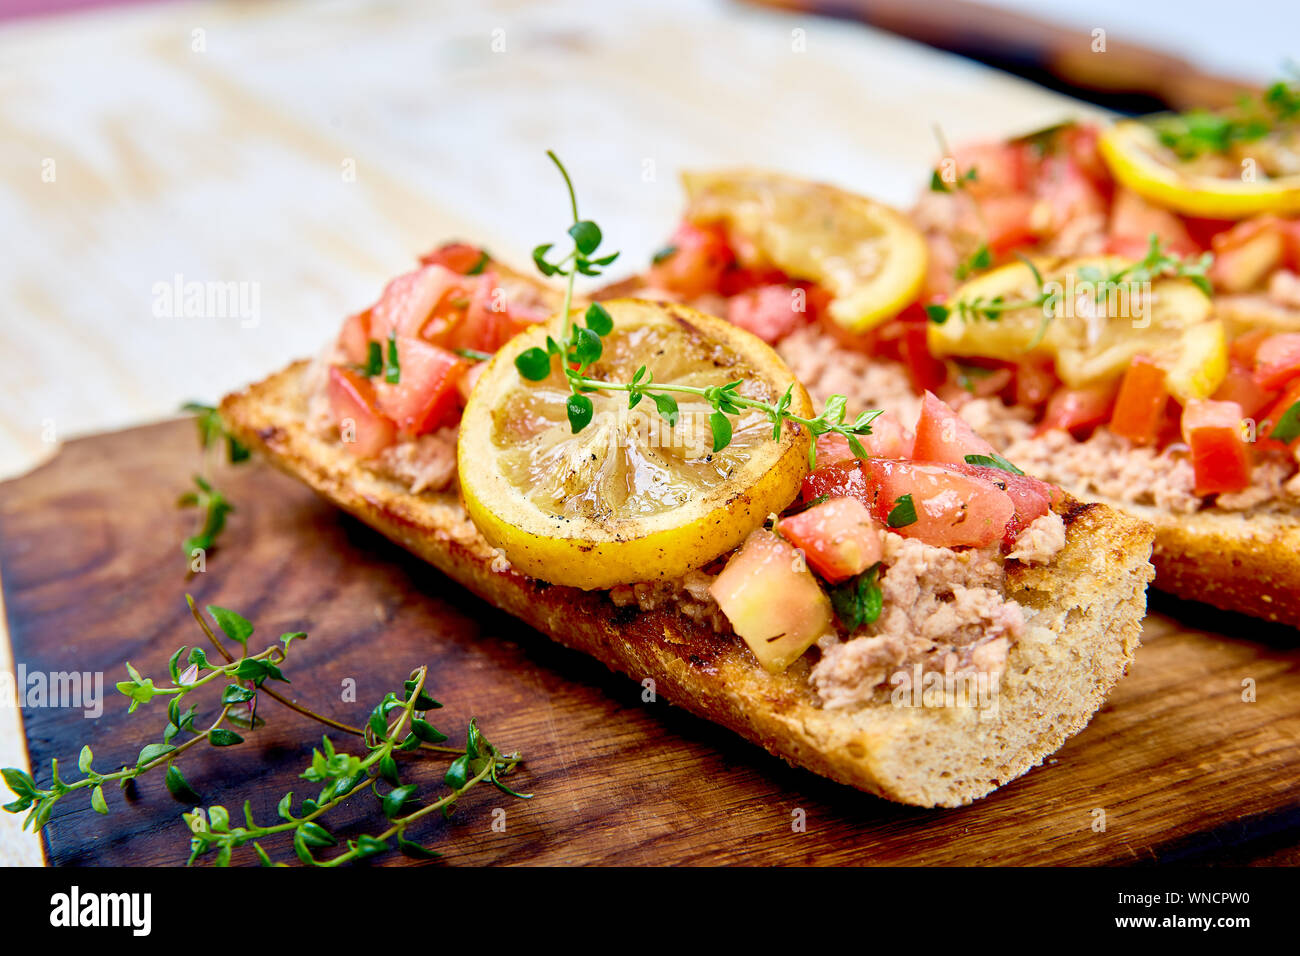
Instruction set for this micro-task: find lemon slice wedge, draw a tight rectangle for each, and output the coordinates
[681,169,927,333]
[929,256,1226,401]
[1099,119,1300,219]
[458,299,813,590]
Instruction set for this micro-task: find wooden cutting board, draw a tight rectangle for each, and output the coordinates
[2,419,1299,866]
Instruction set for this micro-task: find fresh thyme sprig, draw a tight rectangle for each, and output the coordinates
[1,598,527,866]
[179,402,250,563]
[515,152,883,466]
[924,234,1214,331]
[1151,75,1300,160]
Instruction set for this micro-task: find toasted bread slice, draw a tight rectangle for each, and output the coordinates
[1068,496,1300,628]
[221,360,1155,807]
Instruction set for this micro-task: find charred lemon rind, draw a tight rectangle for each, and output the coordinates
[681,169,928,333]
[459,299,813,590]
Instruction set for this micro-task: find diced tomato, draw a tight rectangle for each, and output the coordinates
[980,195,1038,253]
[709,530,834,673]
[900,318,948,393]
[418,242,487,275]
[1108,355,1169,445]
[373,337,468,436]
[328,366,395,458]
[369,264,464,341]
[946,141,1030,198]
[725,284,809,343]
[1059,123,1110,188]
[801,458,1015,549]
[860,411,914,458]
[1230,328,1273,365]
[646,221,735,298]
[1037,382,1117,437]
[1182,399,1251,495]
[338,309,373,365]
[1253,333,1300,390]
[456,361,487,405]
[1213,364,1274,419]
[1279,219,1300,271]
[1032,154,1108,237]
[949,463,1061,544]
[814,411,912,466]
[1210,218,1286,292]
[716,264,789,297]
[1013,358,1058,408]
[1106,189,1199,258]
[1259,378,1300,443]
[778,497,882,584]
[911,391,996,465]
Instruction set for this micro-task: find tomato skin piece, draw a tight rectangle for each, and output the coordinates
[813,412,912,467]
[338,309,373,366]
[369,264,464,341]
[778,497,882,584]
[947,141,1030,198]
[1213,364,1274,419]
[800,458,1015,549]
[1182,399,1251,495]
[1109,355,1170,445]
[1037,383,1117,437]
[948,463,1059,544]
[911,391,996,464]
[418,242,487,274]
[328,366,396,458]
[646,222,735,298]
[1106,188,1199,258]
[1033,154,1108,236]
[1259,379,1300,448]
[1253,333,1300,391]
[900,318,948,393]
[980,195,1038,253]
[373,337,469,436]
[1210,218,1286,293]
[725,284,809,343]
[1230,327,1273,365]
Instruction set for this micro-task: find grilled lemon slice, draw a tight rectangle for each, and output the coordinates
[458,299,813,590]
[929,256,1225,402]
[1099,119,1300,219]
[681,169,927,333]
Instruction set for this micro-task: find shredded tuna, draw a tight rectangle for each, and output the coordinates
[372,428,459,494]
[811,534,1024,710]
[1007,511,1066,564]
[1003,427,1202,512]
[777,325,921,422]
[609,570,730,633]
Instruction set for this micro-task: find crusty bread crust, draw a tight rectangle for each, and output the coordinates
[221,361,1155,806]
[1071,495,1300,629]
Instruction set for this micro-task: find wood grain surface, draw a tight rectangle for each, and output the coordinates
[2,419,1298,866]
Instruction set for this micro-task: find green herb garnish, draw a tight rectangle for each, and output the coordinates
[363,340,383,377]
[385,331,401,384]
[1,597,527,866]
[964,452,1025,475]
[517,152,885,462]
[829,564,883,632]
[887,493,918,528]
[1269,399,1300,443]
[927,235,1214,330]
